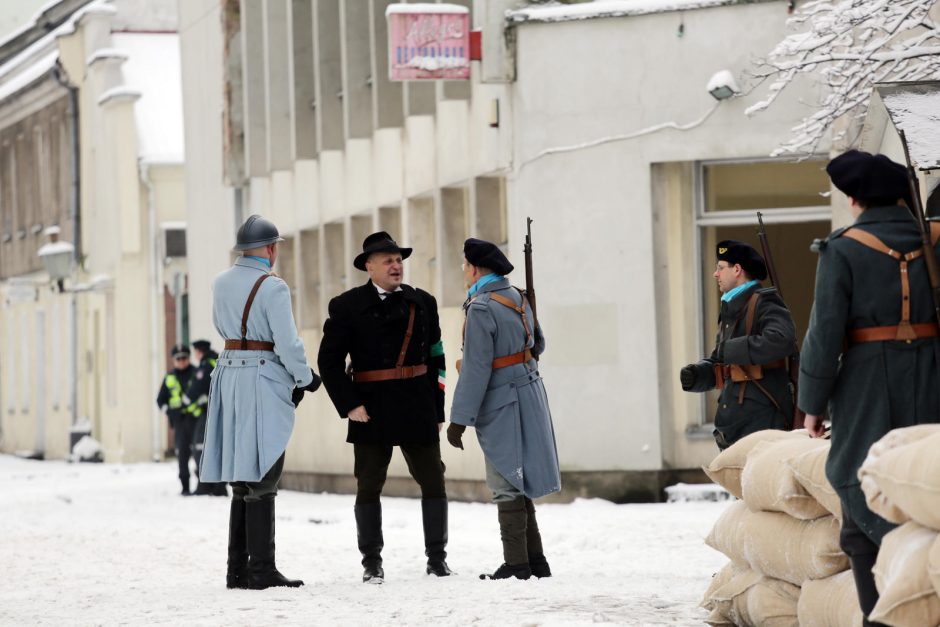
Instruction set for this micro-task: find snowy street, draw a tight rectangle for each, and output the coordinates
[3,454,728,626]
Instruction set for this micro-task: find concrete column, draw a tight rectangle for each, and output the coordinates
[264,0,292,171]
[370,0,402,129]
[440,186,468,307]
[340,0,372,139]
[240,0,268,176]
[314,0,344,151]
[290,0,317,159]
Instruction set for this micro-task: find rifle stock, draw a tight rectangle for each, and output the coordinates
[756,212,804,430]
[899,130,940,327]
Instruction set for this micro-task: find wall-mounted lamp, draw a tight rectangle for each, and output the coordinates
[706,69,740,101]
[37,226,75,292]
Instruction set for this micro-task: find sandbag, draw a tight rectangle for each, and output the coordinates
[706,501,848,586]
[860,430,940,530]
[929,533,940,601]
[704,429,808,499]
[870,521,940,627]
[797,570,863,627]
[701,561,741,611]
[788,442,842,521]
[708,567,800,627]
[742,437,830,520]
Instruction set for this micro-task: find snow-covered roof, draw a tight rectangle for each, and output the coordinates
[0,50,57,103]
[386,3,469,16]
[877,81,940,171]
[507,0,771,24]
[112,32,184,164]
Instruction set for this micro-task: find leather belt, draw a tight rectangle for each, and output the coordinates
[224,339,275,351]
[848,322,940,344]
[492,349,533,370]
[351,364,427,383]
[714,359,786,386]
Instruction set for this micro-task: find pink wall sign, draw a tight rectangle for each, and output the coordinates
[386,4,470,81]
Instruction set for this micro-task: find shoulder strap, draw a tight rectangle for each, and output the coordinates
[841,228,903,260]
[490,291,534,347]
[396,303,417,368]
[744,292,761,336]
[241,274,272,350]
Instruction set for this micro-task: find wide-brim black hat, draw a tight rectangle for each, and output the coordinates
[464,238,514,275]
[716,240,767,281]
[826,150,909,205]
[354,231,413,271]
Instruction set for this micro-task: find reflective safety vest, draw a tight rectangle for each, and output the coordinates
[188,358,217,418]
[165,373,197,416]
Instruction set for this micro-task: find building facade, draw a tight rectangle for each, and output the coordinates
[177,0,843,500]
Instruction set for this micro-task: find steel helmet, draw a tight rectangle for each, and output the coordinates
[233,215,284,251]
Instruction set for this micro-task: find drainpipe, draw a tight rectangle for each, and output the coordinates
[52,62,81,430]
[140,162,164,462]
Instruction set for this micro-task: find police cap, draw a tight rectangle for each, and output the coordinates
[464,238,514,275]
[233,215,284,251]
[170,344,190,359]
[191,339,212,353]
[716,240,767,281]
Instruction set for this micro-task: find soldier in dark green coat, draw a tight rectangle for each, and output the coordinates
[800,150,940,625]
[680,241,797,450]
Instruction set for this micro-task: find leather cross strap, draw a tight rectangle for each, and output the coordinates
[488,291,535,370]
[842,225,940,342]
[224,274,275,351]
[351,303,426,383]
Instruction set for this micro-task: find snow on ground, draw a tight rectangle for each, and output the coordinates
[2,454,730,626]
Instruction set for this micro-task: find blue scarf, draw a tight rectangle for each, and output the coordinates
[246,255,271,268]
[722,279,759,303]
[467,273,503,298]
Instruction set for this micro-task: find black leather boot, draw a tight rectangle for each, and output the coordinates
[355,502,385,583]
[422,497,452,576]
[226,494,249,589]
[180,477,192,496]
[849,553,888,626]
[524,497,551,578]
[480,497,531,580]
[245,498,303,589]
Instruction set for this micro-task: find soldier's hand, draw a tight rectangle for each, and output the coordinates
[804,413,826,438]
[348,405,370,422]
[679,365,696,390]
[447,423,466,450]
[291,387,305,408]
[305,368,321,393]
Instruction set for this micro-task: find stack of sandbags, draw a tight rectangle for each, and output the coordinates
[858,425,940,626]
[701,430,855,626]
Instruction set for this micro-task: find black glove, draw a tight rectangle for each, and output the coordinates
[292,387,305,408]
[305,368,321,393]
[679,365,696,391]
[446,423,466,449]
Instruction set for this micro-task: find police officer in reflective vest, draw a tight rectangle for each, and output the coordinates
[156,344,198,495]
[186,339,226,496]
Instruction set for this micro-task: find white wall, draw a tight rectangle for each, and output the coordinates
[510,3,829,472]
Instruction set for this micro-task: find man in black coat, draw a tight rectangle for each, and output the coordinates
[680,241,797,450]
[185,339,227,497]
[318,232,451,583]
[156,344,198,495]
[800,150,940,624]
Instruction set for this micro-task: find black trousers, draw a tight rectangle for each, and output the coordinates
[231,454,285,503]
[353,441,446,504]
[840,507,887,626]
[173,415,197,482]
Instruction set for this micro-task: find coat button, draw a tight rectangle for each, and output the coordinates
[242,360,246,365]
[228,360,232,365]
[260,359,265,364]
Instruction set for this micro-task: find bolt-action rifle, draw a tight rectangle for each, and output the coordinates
[899,130,940,327]
[756,212,805,430]
[523,217,541,361]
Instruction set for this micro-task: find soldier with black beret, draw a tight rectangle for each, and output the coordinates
[679,240,797,450]
[448,237,561,580]
[156,343,198,495]
[318,231,451,583]
[799,149,940,622]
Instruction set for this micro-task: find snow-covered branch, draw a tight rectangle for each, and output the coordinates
[746,0,940,156]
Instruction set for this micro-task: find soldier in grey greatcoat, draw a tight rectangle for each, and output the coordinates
[447,238,561,581]
[199,215,321,590]
[800,150,940,623]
